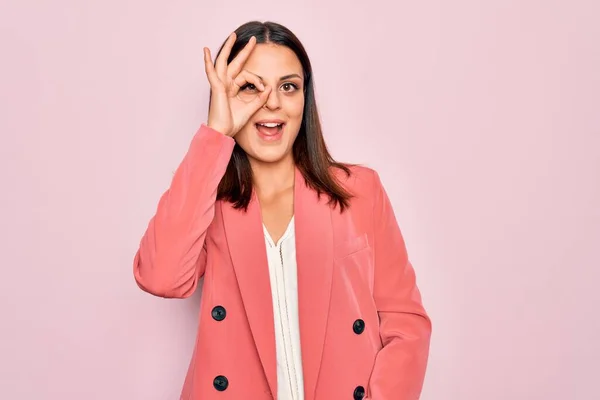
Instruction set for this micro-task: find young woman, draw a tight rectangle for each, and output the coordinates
[133,20,431,400]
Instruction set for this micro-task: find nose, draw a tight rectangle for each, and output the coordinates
[263,86,281,110]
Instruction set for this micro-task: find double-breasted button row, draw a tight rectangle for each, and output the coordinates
[211,306,228,391]
[210,308,364,394]
[352,318,366,398]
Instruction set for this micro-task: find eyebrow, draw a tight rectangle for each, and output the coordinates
[254,73,303,81]
[279,73,302,81]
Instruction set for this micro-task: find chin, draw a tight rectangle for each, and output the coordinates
[247,147,291,164]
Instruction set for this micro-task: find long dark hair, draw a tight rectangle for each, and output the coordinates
[212,21,353,212]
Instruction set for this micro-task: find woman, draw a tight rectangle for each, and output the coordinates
[133,20,431,400]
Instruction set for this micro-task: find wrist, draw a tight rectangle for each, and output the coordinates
[206,123,225,135]
[207,123,234,137]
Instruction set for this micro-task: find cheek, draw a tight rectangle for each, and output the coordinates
[284,95,304,120]
[234,127,252,147]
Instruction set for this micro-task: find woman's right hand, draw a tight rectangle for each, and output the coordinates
[203,33,272,137]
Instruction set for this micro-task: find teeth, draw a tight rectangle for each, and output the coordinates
[258,122,282,128]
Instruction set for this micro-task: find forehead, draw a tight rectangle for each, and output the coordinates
[242,43,303,79]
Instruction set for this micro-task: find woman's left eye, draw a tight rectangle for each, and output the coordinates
[281,82,298,92]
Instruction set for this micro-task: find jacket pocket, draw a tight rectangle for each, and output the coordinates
[334,233,370,260]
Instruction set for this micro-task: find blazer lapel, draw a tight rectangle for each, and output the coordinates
[294,167,334,400]
[221,194,277,397]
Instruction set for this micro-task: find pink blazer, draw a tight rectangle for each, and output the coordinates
[133,124,432,400]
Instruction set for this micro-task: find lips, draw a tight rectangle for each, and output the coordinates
[255,120,285,137]
[255,120,285,141]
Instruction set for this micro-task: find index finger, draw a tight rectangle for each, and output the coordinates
[215,32,236,79]
[227,36,257,78]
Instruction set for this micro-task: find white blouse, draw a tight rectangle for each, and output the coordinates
[263,216,304,400]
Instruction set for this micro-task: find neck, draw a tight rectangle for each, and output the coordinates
[250,154,296,198]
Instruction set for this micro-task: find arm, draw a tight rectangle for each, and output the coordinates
[133,124,235,298]
[366,170,432,399]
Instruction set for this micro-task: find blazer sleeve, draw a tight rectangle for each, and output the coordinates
[133,124,235,299]
[365,170,432,400]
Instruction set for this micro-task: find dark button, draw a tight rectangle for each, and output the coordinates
[213,375,228,391]
[211,306,226,321]
[353,319,365,334]
[353,385,365,399]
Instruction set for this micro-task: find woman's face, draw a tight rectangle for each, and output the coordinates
[233,43,305,165]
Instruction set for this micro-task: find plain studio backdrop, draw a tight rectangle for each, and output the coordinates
[1,0,599,399]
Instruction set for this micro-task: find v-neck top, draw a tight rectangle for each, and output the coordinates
[263,216,304,400]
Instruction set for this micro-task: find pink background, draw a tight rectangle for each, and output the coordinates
[1,1,599,399]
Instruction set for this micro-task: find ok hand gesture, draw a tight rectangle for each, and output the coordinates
[203,33,272,137]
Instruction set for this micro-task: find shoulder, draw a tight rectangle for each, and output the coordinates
[330,163,385,210]
[331,163,381,193]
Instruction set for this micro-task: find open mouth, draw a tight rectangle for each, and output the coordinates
[255,122,285,137]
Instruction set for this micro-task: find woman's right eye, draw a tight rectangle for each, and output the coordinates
[241,83,257,91]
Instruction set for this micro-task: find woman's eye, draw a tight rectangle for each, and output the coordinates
[281,82,298,92]
[241,84,257,91]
